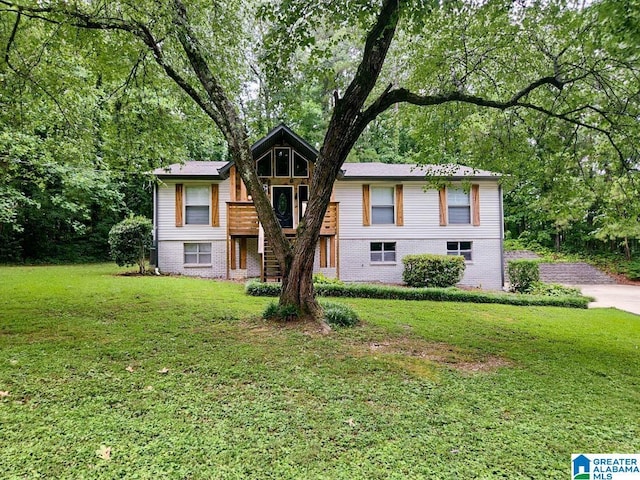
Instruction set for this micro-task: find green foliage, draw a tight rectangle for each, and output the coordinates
[0,13,225,263]
[528,282,582,298]
[313,272,344,285]
[108,215,152,274]
[626,261,640,281]
[320,301,359,327]
[246,280,590,309]
[262,301,300,321]
[402,254,465,288]
[507,260,540,293]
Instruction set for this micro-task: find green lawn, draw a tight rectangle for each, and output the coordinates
[1,264,638,479]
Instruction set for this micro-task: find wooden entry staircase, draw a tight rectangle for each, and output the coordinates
[262,238,282,282]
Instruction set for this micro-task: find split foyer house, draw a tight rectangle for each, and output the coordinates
[152,124,505,290]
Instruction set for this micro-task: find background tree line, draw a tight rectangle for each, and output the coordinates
[1,0,638,265]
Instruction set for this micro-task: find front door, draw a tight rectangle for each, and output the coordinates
[272,186,293,228]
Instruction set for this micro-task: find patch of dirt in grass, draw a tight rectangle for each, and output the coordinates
[231,321,512,375]
[358,337,512,374]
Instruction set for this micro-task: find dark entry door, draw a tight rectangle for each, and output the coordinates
[272,186,293,228]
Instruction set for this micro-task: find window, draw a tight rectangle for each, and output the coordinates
[371,186,395,224]
[275,148,290,177]
[184,243,212,264]
[370,242,396,262]
[298,185,309,221]
[293,152,309,177]
[447,188,471,224]
[447,241,472,261]
[256,152,272,177]
[185,186,209,224]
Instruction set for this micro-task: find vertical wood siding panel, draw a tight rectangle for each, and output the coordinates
[239,238,247,269]
[211,183,220,227]
[362,184,371,226]
[395,184,404,226]
[319,237,328,268]
[439,188,447,226]
[175,184,184,227]
[471,184,480,226]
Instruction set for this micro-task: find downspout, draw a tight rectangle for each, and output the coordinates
[153,180,159,271]
[498,184,505,289]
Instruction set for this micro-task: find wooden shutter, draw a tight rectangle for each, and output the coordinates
[438,187,447,226]
[471,184,480,226]
[362,184,371,226]
[211,184,219,227]
[395,184,404,226]
[175,184,184,227]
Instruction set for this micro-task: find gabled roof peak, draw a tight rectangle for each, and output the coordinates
[251,123,319,161]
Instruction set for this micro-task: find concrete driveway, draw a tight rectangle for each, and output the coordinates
[577,285,640,316]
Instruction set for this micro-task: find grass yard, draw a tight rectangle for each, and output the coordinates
[1,264,638,479]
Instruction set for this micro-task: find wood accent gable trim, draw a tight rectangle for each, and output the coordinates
[395,184,404,226]
[211,184,220,227]
[471,184,480,226]
[438,188,447,226]
[362,184,371,226]
[175,184,184,227]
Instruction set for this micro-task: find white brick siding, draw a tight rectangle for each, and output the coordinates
[339,238,503,290]
[157,240,227,278]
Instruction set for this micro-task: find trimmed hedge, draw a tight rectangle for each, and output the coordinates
[245,280,591,309]
[402,254,465,287]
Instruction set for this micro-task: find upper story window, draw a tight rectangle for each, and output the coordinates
[371,186,395,224]
[257,152,272,177]
[293,152,309,177]
[447,188,470,224]
[257,148,309,178]
[185,186,210,224]
[275,148,291,177]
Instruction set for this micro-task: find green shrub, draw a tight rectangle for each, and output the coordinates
[313,272,344,285]
[320,301,358,327]
[108,215,153,274]
[402,254,465,288]
[627,261,640,281]
[246,280,590,309]
[262,301,299,321]
[507,259,540,293]
[529,282,581,297]
[246,280,281,297]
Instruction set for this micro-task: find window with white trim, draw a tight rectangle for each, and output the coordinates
[371,186,395,224]
[274,148,291,177]
[370,242,396,262]
[256,152,272,177]
[184,243,212,264]
[447,188,470,224]
[447,241,472,261]
[185,186,210,225]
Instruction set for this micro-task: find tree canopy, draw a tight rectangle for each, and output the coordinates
[1,0,638,316]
